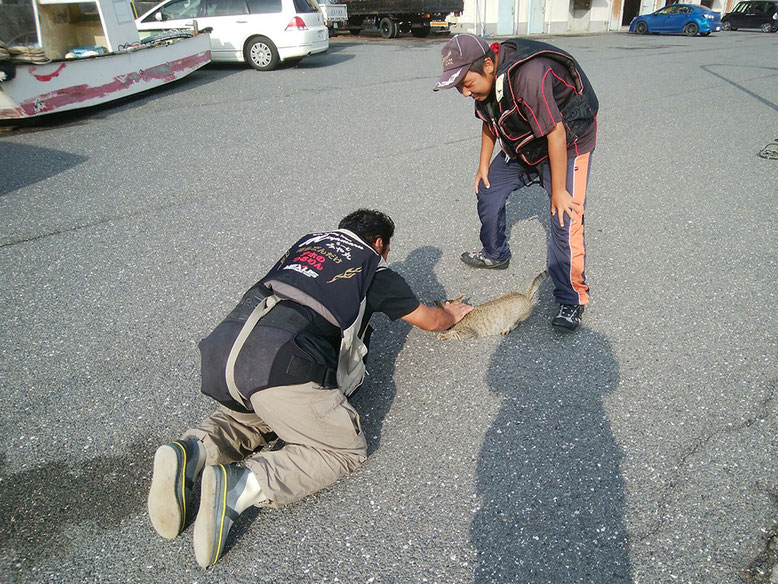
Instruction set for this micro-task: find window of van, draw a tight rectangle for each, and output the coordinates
[292,0,319,13]
[205,0,248,16]
[148,0,201,21]
[247,0,282,12]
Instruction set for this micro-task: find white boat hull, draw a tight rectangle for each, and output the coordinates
[0,34,211,119]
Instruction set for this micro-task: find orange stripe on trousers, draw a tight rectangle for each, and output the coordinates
[569,152,589,305]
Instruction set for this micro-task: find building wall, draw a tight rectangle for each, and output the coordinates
[449,0,730,36]
[450,0,614,35]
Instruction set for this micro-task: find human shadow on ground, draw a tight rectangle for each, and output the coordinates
[351,245,446,455]
[0,142,88,196]
[0,440,150,579]
[471,326,632,583]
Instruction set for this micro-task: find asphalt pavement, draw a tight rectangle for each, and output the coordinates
[1,30,777,584]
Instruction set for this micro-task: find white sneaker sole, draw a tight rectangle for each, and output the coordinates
[147,444,183,540]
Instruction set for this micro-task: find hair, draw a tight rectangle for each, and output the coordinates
[338,209,395,246]
[468,49,495,75]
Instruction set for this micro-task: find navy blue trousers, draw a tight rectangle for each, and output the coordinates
[476,152,592,305]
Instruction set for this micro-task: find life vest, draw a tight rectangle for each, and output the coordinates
[475,38,599,167]
[199,228,384,412]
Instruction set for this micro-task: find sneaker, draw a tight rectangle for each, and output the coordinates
[148,438,205,539]
[193,464,252,568]
[461,251,510,270]
[552,304,585,331]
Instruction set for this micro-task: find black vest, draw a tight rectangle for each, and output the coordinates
[475,39,599,167]
[260,229,382,330]
[199,230,381,412]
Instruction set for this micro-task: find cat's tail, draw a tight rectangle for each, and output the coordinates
[526,271,549,305]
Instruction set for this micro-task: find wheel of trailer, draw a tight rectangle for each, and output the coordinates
[683,22,698,36]
[411,25,431,37]
[245,36,279,71]
[379,17,397,39]
[349,27,361,34]
[634,20,648,34]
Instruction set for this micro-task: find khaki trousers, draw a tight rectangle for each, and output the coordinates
[183,382,367,506]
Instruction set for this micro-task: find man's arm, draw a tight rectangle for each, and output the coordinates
[401,301,473,332]
[474,122,497,193]
[547,121,581,226]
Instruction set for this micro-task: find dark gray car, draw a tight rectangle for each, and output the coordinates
[721,0,778,31]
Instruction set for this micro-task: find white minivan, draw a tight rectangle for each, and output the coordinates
[135,0,329,70]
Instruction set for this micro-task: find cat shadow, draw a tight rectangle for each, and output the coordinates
[471,326,633,583]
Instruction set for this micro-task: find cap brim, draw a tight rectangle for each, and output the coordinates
[433,65,468,91]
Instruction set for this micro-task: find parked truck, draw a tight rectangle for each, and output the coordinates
[342,0,463,38]
[318,0,349,36]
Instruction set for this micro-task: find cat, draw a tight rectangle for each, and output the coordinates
[435,271,548,340]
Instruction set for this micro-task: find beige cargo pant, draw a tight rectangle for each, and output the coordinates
[182,381,367,506]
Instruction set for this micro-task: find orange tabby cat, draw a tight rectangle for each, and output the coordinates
[435,271,548,340]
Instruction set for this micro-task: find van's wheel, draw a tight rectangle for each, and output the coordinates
[245,36,279,71]
[683,22,698,36]
[411,25,431,37]
[761,22,774,32]
[721,20,732,30]
[634,20,648,33]
[379,17,397,38]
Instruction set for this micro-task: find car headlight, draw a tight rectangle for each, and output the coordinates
[703,13,714,18]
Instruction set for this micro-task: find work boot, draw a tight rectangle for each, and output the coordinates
[148,437,206,539]
[193,464,266,568]
[552,304,585,332]
[460,250,510,270]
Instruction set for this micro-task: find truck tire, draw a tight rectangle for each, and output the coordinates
[349,28,361,34]
[379,17,397,38]
[411,25,431,37]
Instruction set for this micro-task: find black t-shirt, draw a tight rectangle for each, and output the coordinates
[365,268,420,322]
[269,267,419,368]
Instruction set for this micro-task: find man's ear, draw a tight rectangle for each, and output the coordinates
[372,237,384,254]
[484,57,495,75]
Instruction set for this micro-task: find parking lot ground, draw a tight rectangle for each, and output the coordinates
[1,31,777,584]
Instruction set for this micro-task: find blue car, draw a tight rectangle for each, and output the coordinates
[629,3,722,36]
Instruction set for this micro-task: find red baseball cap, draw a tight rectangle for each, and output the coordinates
[433,34,492,91]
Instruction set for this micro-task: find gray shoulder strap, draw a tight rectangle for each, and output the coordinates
[224,293,280,409]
